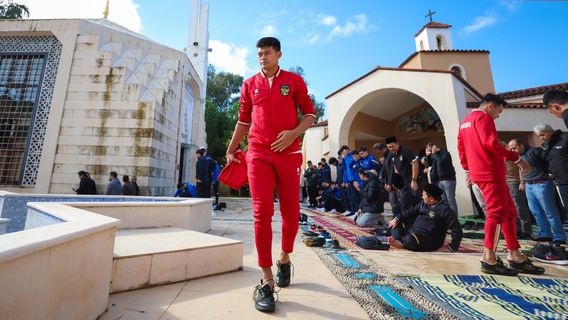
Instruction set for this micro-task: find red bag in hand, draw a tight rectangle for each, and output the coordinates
[219,150,248,190]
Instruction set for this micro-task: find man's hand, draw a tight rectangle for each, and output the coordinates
[353,181,360,190]
[225,151,241,164]
[385,184,392,192]
[547,104,568,118]
[519,181,525,192]
[411,180,419,191]
[411,158,419,167]
[465,172,473,186]
[271,130,298,152]
[516,160,531,175]
[196,179,202,183]
[388,218,398,229]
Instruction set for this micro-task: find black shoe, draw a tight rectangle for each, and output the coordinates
[304,236,326,247]
[523,243,551,257]
[508,258,545,275]
[534,244,568,265]
[480,259,518,276]
[275,261,293,288]
[253,280,276,312]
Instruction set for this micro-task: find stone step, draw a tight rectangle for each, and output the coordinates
[110,227,243,293]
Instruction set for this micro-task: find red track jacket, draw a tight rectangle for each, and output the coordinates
[238,68,316,154]
[457,109,520,182]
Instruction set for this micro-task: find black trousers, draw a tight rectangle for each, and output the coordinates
[197,181,211,198]
[307,185,318,206]
[213,181,220,205]
[391,218,438,252]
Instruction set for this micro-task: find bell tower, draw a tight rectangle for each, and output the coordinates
[414,12,453,51]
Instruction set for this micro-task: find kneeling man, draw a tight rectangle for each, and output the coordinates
[388,184,462,252]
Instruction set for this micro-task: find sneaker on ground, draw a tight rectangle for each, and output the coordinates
[534,244,568,265]
[253,280,276,312]
[523,243,550,257]
[341,210,351,216]
[275,261,293,288]
[508,257,545,275]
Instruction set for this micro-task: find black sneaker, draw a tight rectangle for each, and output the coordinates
[253,280,276,312]
[275,261,293,288]
[480,258,518,276]
[508,258,545,275]
[534,244,568,265]
[523,243,551,257]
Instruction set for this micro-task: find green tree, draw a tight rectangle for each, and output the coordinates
[0,0,29,19]
[205,65,243,163]
[289,66,326,123]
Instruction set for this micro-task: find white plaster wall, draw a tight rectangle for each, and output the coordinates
[415,28,453,51]
[326,69,472,215]
[497,108,567,132]
[302,126,326,167]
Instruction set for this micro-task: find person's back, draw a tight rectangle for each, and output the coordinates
[106,177,122,195]
[544,129,568,184]
[122,181,135,195]
[359,175,383,214]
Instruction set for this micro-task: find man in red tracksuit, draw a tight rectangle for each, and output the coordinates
[458,93,544,276]
[226,37,316,313]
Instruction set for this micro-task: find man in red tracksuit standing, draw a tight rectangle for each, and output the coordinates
[226,37,316,313]
[458,93,544,276]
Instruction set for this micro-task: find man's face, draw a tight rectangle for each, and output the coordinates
[431,145,440,153]
[196,153,202,159]
[353,154,360,161]
[387,142,399,154]
[422,191,436,205]
[374,147,385,158]
[131,176,137,183]
[486,102,504,120]
[359,150,368,159]
[507,140,524,154]
[341,148,350,157]
[257,46,281,70]
[536,130,553,142]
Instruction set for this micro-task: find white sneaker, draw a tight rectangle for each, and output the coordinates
[342,210,351,216]
[317,207,325,212]
[330,209,337,213]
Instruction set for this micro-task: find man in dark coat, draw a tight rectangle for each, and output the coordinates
[382,136,415,208]
[195,148,212,198]
[74,171,97,195]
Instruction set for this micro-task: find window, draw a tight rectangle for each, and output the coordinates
[0,54,46,184]
[436,35,444,50]
[420,40,424,50]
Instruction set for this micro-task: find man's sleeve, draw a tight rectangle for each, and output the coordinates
[457,129,469,171]
[398,202,421,223]
[294,75,316,120]
[104,183,111,195]
[476,115,520,162]
[563,109,568,128]
[237,81,252,126]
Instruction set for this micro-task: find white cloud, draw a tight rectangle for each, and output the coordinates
[260,24,278,36]
[304,14,373,45]
[208,40,250,76]
[499,0,519,12]
[318,14,337,26]
[20,0,143,33]
[462,13,497,35]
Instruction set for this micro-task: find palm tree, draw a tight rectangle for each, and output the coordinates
[0,0,30,19]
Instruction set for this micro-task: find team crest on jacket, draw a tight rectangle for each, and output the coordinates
[428,211,436,219]
[280,85,290,96]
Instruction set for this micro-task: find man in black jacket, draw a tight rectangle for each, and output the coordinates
[195,148,211,198]
[382,136,415,208]
[425,143,458,215]
[73,171,97,195]
[387,183,462,252]
[351,170,385,227]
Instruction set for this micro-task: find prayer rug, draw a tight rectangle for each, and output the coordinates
[401,275,568,320]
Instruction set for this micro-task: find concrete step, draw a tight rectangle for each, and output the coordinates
[110,227,243,293]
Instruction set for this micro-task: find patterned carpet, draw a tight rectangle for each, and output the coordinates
[401,275,568,319]
[301,208,538,253]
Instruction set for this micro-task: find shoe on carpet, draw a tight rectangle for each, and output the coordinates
[304,236,326,247]
[523,243,551,257]
[534,244,568,265]
[508,257,545,275]
[341,210,351,216]
[480,259,519,276]
[253,280,276,312]
[355,236,390,250]
[329,238,343,250]
[275,261,293,288]
[462,221,475,230]
[303,231,318,237]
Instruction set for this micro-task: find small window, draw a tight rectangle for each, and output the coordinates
[436,35,444,50]
[420,40,424,50]
[451,66,462,77]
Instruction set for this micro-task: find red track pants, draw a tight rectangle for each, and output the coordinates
[476,180,520,251]
[246,150,303,267]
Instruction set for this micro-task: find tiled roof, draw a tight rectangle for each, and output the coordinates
[466,102,545,109]
[399,50,490,68]
[326,66,482,99]
[497,82,568,100]
[414,22,452,37]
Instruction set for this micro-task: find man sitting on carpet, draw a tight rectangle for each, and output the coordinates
[387,184,463,252]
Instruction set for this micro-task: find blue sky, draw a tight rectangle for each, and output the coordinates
[24,0,568,105]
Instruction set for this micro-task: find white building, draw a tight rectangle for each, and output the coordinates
[303,21,567,215]
[0,1,210,195]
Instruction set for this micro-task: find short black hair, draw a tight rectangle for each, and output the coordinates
[328,157,338,165]
[123,175,130,182]
[338,145,350,155]
[256,37,281,51]
[543,90,568,107]
[320,158,327,163]
[351,150,359,156]
[481,93,507,107]
[373,143,386,151]
[78,170,87,176]
[359,146,367,152]
[177,182,185,189]
[196,149,205,156]
[110,171,118,178]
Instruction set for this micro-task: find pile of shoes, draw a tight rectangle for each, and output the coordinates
[355,236,390,250]
[462,220,484,231]
[525,243,568,265]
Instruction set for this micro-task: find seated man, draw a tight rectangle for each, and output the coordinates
[323,181,344,213]
[391,173,420,217]
[388,184,462,252]
[174,182,197,198]
[352,170,386,227]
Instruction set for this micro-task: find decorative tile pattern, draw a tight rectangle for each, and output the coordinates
[0,36,62,186]
[24,207,64,230]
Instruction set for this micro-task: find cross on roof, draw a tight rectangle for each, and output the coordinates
[425,9,436,22]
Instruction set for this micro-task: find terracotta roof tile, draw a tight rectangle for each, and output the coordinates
[466,102,545,109]
[497,82,568,100]
[414,22,452,37]
[399,50,490,68]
